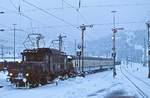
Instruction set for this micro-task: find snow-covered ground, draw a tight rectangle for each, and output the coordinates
[0,62,150,98]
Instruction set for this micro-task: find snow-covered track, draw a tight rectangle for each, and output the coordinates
[124,68,150,88]
[120,67,149,98]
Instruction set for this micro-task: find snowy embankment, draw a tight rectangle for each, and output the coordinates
[0,62,150,98]
[0,71,113,98]
[122,62,150,97]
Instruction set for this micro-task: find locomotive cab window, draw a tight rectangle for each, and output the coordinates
[22,50,44,62]
[23,54,43,61]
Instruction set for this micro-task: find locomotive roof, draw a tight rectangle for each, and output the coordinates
[21,48,65,55]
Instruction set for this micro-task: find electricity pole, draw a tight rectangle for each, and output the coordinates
[0,11,4,61]
[0,31,5,61]
[58,34,66,52]
[0,11,4,88]
[52,34,66,52]
[13,24,16,62]
[79,24,93,73]
[74,39,77,55]
[111,11,123,78]
[146,21,150,78]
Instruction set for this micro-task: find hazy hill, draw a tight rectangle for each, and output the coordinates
[70,30,147,63]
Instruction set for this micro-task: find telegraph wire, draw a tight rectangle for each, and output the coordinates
[23,21,145,29]
[0,6,45,27]
[18,3,150,12]
[0,6,62,33]
[0,6,16,14]
[61,0,64,20]
[81,3,150,8]
[63,0,88,24]
[2,1,65,33]
[0,6,62,41]
[8,0,18,10]
[17,13,63,32]
[0,2,147,31]
[0,24,12,29]
[22,0,75,27]
[93,21,145,26]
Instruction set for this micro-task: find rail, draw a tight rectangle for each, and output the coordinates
[120,67,149,98]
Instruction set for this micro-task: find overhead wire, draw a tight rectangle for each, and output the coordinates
[11,1,148,29]
[0,5,42,42]
[63,0,88,24]
[0,5,62,33]
[1,3,47,27]
[61,0,64,21]
[62,0,95,44]
[6,0,66,34]
[18,3,150,12]
[80,3,150,8]
[22,0,76,27]
[0,24,12,29]
[4,0,75,48]
[93,21,145,26]
[19,21,146,31]
[1,0,148,54]
[1,1,148,32]
[0,5,73,51]
[8,0,18,10]
[0,6,43,27]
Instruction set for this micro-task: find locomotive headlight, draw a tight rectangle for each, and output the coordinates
[23,78,27,82]
[25,73,29,77]
[9,73,13,76]
[18,61,21,64]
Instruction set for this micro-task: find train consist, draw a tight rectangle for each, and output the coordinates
[4,48,119,88]
[70,56,114,74]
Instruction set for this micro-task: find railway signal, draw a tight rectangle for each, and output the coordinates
[111,11,124,78]
[78,24,93,73]
[76,46,81,73]
[146,21,150,78]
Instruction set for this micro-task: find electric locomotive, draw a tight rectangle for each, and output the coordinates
[7,48,74,88]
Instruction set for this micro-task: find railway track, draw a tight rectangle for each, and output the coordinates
[120,67,149,98]
[124,67,150,87]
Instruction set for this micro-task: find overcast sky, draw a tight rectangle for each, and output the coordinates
[0,0,150,54]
